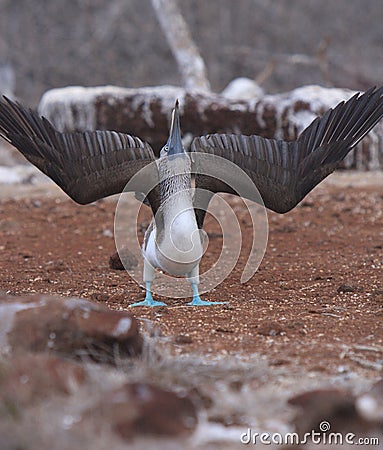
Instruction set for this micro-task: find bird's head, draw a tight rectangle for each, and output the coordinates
[158,99,190,180]
[157,100,191,195]
[160,100,185,159]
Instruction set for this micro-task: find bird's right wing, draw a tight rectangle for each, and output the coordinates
[0,96,160,211]
[192,86,383,225]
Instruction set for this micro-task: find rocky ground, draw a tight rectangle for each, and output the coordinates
[0,170,382,449]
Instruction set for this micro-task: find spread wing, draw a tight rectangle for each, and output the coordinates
[0,96,160,212]
[192,86,383,226]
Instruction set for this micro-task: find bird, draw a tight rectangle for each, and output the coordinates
[0,87,383,306]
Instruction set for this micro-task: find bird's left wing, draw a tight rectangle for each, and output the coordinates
[192,87,383,226]
[0,96,159,211]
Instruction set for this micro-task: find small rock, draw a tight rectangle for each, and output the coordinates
[45,259,69,273]
[337,284,357,293]
[215,327,234,333]
[270,358,290,366]
[257,321,284,336]
[89,292,109,303]
[0,294,143,363]
[300,200,314,208]
[102,228,113,238]
[174,334,193,345]
[372,289,383,299]
[86,382,197,439]
[109,247,138,270]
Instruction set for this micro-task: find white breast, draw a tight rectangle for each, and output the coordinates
[142,208,203,276]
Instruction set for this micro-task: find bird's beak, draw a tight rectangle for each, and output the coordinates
[167,100,184,156]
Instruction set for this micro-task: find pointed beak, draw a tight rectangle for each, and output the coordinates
[167,100,184,156]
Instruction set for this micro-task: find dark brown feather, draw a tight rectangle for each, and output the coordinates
[192,87,383,225]
[0,96,160,213]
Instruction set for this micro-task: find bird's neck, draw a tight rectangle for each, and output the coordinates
[156,155,197,232]
[157,155,194,209]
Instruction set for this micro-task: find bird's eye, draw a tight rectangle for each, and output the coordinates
[164,145,169,152]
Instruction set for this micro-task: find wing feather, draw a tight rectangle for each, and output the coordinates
[193,87,383,221]
[0,96,159,211]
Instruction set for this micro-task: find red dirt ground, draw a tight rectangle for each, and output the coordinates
[0,173,382,378]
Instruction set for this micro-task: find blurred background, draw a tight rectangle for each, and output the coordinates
[0,0,382,107]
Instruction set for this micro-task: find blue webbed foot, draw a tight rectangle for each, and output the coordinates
[130,282,167,307]
[187,283,227,306]
[187,296,227,306]
[130,298,167,307]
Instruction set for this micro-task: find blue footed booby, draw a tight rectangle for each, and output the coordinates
[132,101,221,306]
[1,87,383,307]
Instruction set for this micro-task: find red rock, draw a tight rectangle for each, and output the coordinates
[109,247,138,271]
[174,334,193,345]
[0,294,143,363]
[0,353,85,416]
[289,389,371,437]
[86,382,197,439]
[337,284,358,293]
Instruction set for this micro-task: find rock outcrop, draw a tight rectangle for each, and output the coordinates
[84,382,197,439]
[39,84,383,170]
[0,293,199,449]
[0,294,142,363]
